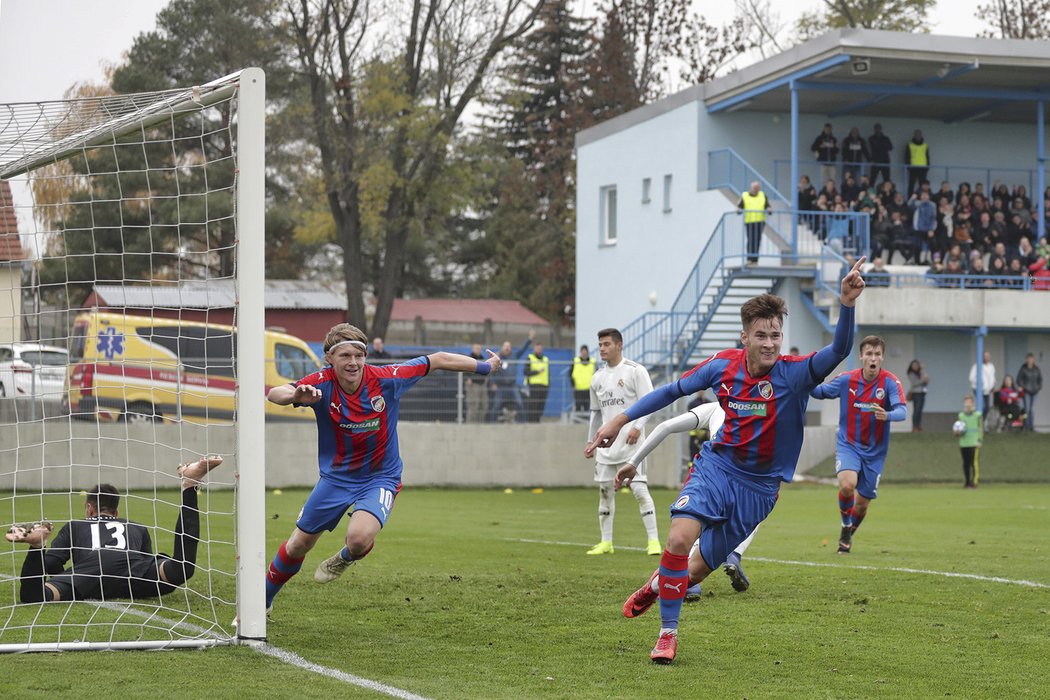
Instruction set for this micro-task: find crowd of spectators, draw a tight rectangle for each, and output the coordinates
[801,123,1050,289]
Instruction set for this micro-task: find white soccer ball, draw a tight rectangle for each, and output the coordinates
[952,420,967,436]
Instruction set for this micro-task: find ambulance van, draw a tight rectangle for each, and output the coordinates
[65,311,322,423]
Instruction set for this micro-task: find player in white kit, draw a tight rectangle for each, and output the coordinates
[583,328,660,555]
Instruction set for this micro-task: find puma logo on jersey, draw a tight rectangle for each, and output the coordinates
[663,582,683,592]
[392,366,400,376]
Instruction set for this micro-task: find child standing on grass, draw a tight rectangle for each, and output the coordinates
[958,395,983,489]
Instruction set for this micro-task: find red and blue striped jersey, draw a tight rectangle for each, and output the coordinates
[811,369,906,458]
[623,304,856,487]
[294,357,430,485]
[674,348,827,485]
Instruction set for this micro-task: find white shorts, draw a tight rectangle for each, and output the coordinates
[594,459,647,484]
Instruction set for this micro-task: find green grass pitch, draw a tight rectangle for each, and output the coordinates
[1,477,1048,697]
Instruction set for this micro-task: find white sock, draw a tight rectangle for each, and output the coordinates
[659,627,678,636]
[630,481,660,541]
[598,481,615,542]
[734,523,760,556]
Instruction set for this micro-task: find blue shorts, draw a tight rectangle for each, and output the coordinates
[670,460,778,571]
[296,477,402,534]
[835,448,885,500]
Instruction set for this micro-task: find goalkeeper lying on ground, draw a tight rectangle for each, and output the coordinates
[5,456,223,603]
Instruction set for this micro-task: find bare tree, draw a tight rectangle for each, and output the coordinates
[797,0,936,40]
[281,0,544,337]
[605,0,755,100]
[976,0,1050,38]
[736,0,790,59]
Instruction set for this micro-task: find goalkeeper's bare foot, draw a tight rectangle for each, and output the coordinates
[177,455,224,489]
[6,521,53,547]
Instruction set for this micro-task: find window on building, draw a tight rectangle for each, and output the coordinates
[663,174,673,213]
[600,185,618,245]
[642,177,651,203]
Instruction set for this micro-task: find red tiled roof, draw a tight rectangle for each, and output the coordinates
[391,299,549,326]
[0,181,25,262]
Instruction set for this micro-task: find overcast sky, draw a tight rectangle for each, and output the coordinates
[0,0,990,105]
[0,0,169,103]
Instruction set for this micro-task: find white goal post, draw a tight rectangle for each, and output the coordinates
[0,68,266,651]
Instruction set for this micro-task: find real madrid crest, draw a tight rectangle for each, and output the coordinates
[371,395,386,412]
[757,380,773,400]
[617,378,625,387]
[875,387,885,400]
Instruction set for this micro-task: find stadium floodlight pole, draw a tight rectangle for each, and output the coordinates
[235,67,268,643]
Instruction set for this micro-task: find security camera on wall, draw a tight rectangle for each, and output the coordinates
[851,58,871,75]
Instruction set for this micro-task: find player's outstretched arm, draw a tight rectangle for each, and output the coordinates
[810,376,843,400]
[840,256,867,307]
[268,383,322,406]
[428,349,501,375]
[614,463,638,489]
[623,410,701,469]
[585,413,629,457]
[586,379,691,456]
[583,410,602,457]
[809,262,865,381]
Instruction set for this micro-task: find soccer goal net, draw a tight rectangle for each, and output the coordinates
[0,69,267,651]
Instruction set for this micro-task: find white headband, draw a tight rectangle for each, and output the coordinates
[327,339,368,353]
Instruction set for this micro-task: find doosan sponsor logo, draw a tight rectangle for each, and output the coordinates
[339,417,381,432]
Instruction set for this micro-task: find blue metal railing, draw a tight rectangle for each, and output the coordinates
[773,159,1038,201]
[620,311,688,369]
[623,149,873,372]
[709,148,789,205]
[621,208,869,371]
[867,270,1041,290]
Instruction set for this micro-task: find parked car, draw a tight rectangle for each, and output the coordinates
[0,342,70,401]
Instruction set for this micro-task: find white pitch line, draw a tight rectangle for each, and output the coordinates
[0,572,433,697]
[507,538,1050,589]
[253,643,435,700]
[743,556,1050,589]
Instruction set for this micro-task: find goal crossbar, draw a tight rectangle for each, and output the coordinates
[0,70,244,179]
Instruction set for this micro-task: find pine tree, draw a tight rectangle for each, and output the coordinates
[484,0,592,323]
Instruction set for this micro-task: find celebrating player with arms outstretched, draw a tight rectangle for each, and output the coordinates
[263,323,500,616]
[589,258,867,664]
[809,335,907,554]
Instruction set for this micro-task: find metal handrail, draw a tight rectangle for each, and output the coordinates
[773,159,1038,201]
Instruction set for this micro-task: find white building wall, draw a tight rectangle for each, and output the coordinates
[575,99,739,349]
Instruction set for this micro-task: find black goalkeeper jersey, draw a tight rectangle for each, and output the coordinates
[43,515,157,581]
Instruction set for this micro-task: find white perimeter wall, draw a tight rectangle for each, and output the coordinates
[0,421,838,491]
